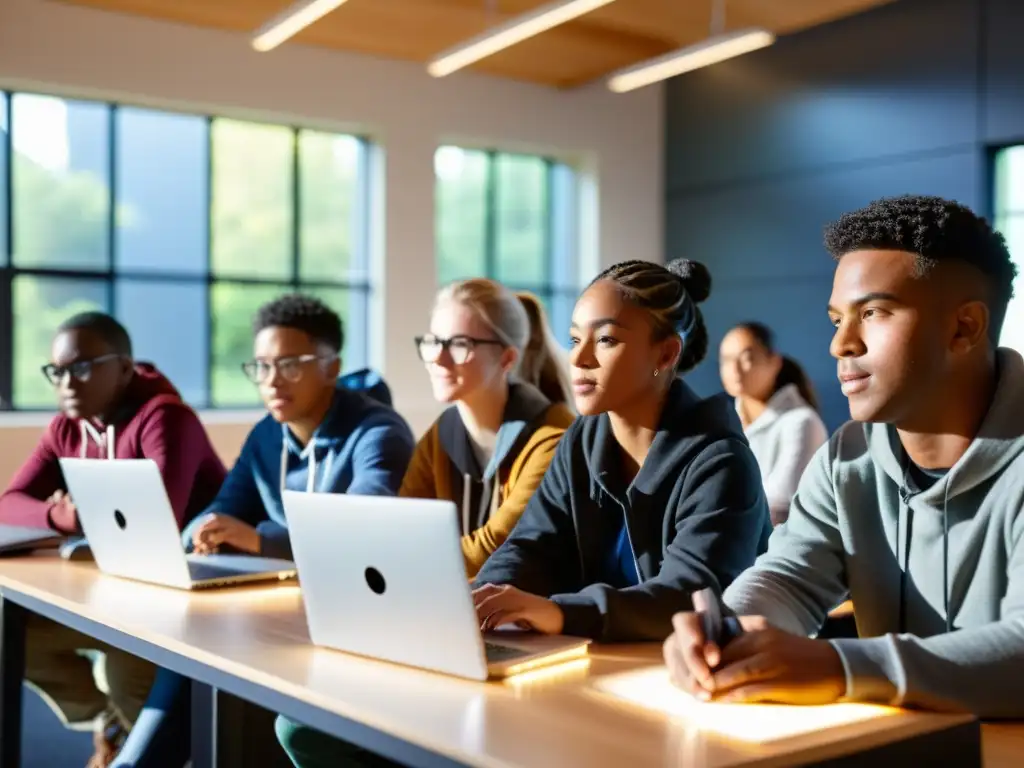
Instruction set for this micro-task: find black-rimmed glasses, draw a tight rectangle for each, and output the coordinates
[241,354,336,384]
[414,335,504,365]
[41,353,122,387]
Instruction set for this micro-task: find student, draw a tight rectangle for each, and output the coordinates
[470,258,772,641]
[182,294,415,559]
[0,311,226,767]
[402,279,575,577]
[663,195,1024,717]
[719,322,828,525]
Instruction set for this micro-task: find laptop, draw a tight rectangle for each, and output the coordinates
[282,491,591,681]
[0,524,62,555]
[59,458,297,590]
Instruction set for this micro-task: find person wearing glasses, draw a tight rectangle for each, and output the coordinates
[0,311,226,767]
[402,279,574,576]
[181,293,415,560]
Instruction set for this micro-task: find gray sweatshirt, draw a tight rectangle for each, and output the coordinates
[724,348,1024,718]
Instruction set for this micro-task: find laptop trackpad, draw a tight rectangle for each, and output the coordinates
[186,553,296,575]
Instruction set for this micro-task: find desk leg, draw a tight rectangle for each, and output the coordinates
[0,596,26,768]
[190,681,249,768]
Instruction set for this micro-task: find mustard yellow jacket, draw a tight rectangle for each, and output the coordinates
[399,383,574,578]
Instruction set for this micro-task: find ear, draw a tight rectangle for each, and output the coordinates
[499,346,519,376]
[767,352,784,379]
[118,356,135,384]
[324,356,342,380]
[657,335,683,374]
[951,300,989,354]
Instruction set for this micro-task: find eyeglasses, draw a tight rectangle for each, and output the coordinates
[414,335,504,365]
[241,354,336,385]
[41,353,122,387]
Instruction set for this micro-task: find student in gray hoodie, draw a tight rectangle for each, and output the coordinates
[663,195,1024,718]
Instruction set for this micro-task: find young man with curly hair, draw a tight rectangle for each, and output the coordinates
[182,294,415,559]
[664,195,1024,717]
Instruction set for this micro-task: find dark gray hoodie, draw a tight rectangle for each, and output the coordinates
[725,348,1024,717]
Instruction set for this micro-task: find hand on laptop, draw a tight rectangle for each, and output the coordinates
[47,490,77,516]
[191,514,260,555]
[664,611,846,705]
[473,584,564,635]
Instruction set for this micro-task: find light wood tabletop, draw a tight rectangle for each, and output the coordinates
[0,555,1017,768]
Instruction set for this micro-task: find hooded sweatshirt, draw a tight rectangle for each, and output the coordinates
[741,383,828,525]
[724,348,1024,718]
[0,363,226,533]
[473,377,772,642]
[183,369,415,560]
[398,382,574,577]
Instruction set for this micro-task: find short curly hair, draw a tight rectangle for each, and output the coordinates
[824,195,1018,343]
[253,294,344,353]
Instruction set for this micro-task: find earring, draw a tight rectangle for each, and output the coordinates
[653,369,660,378]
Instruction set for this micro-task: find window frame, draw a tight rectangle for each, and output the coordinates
[436,146,580,337]
[0,92,373,411]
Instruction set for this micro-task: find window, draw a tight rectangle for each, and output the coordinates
[993,147,1024,354]
[435,146,579,343]
[0,91,371,410]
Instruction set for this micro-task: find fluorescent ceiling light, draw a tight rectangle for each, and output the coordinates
[427,0,618,78]
[252,0,352,53]
[607,27,774,93]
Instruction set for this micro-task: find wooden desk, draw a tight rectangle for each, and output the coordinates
[0,556,1015,768]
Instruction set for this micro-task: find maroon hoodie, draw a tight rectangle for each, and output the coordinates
[0,363,227,533]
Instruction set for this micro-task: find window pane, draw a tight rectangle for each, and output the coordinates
[494,154,548,286]
[1,92,8,265]
[435,146,488,284]
[996,215,1024,354]
[211,119,293,280]
[547,289,576,351]
[210,282,291,407]
[13,276,108,408]
[995,147,1024,216]
[11,94,111,270]
[300,132,365,282]
[116,108,207,274]
[304,286,369,373]
[115,280,208,406]
[549,163,578,290]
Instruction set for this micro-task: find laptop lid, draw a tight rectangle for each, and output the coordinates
[283,491,490,681]
[59,458,194,589]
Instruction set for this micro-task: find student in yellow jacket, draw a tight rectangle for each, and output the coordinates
[402,278,575,577]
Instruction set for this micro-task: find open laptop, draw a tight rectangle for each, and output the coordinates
[0,524,62,555]
[282,491,591,681]
[59,458,296,590]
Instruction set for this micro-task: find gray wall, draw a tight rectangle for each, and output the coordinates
[666,0,1024,430]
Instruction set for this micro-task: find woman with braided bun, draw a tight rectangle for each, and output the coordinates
[470,258,772,642]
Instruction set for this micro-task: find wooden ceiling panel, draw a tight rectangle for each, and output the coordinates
[54,0,896,87]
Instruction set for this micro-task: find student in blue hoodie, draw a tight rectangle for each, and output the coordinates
[664,196,1024,718]
[183,294,415,558]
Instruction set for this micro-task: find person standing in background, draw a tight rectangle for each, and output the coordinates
[719,322,827,525]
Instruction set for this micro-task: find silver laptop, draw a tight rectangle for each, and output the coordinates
[0,524,62,555]
[283,491,591,681]
[59,458,296,590]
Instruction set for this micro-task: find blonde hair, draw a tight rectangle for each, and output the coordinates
[435,279,572,406]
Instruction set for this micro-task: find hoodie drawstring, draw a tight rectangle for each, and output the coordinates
[280,436,332,495]
[898,460,954,635]
[462,473,471,536]
[80,421,115,460]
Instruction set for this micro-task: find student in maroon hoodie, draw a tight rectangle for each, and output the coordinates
[0,311,226,768]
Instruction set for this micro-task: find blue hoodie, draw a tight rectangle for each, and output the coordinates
[182,369,415,560]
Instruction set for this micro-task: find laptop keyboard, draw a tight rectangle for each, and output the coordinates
[484,642,531,663]
[187,560,239,582]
